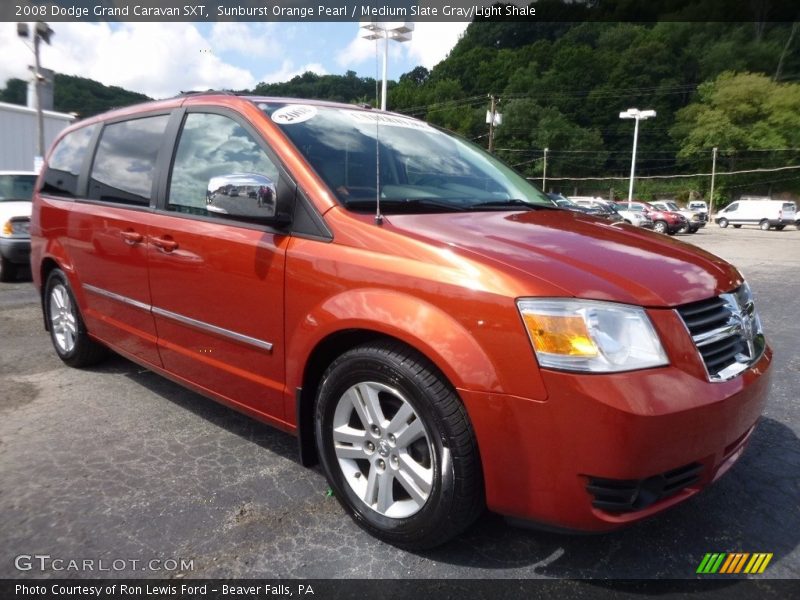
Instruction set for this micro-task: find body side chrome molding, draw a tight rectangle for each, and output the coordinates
[83,283,273,353]
[84,283,151,312]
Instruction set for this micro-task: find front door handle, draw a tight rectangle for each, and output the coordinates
[120,230,143,245]
[151,235,179,253]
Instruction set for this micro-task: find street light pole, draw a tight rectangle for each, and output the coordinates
[619,108,656,202]
[360,21,413,111]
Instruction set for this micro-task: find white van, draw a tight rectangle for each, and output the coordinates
[715,199,797,230]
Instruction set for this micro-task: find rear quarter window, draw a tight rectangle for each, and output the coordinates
[88,115,170,206]
[41,124,98,198]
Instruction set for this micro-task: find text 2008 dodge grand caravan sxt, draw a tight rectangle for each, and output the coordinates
[31,94,771,549]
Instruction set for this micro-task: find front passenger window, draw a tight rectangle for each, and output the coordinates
[168,113,279,217]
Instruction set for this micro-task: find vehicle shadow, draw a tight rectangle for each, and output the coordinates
[88,353,300,464]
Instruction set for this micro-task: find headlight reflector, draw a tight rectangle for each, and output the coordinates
[517,299,669,372]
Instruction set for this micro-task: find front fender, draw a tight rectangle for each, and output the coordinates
[286,288,503,396]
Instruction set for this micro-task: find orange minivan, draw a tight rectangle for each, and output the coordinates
[31,94,772,549]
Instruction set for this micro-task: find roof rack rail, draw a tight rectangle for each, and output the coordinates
[176,89,239,97]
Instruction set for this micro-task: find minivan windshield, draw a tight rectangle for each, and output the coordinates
[260,102,553,213]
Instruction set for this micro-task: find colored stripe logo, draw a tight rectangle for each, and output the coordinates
[697,553,773,574]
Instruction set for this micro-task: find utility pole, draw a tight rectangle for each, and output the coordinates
[709,146,718,216]
[486,95,501,153]
[541,147,548,191]
[18,21,53,170]
[487,95,497,153]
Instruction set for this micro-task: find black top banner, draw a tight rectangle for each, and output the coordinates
[4,0,800,22]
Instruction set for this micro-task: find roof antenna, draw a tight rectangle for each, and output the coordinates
[373,34,383,225]
[375,112,383,225]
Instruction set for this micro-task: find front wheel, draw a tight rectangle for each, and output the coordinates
[653,220,668,234]
[44,269,108,367]
[733,224,742,228]
[314,342,483,549]
[718,218,729,228]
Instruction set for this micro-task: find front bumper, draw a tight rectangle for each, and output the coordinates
[0,237,31,265]
[460,326,772,532]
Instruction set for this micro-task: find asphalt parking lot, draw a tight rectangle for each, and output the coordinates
[1,225,798,581]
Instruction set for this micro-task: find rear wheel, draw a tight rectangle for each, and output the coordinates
[677,223,690,234]
[44,269,108,367]
[733,224,742,228]
[775,225,785,231]
[0,256,18,282]
[760,220,771,231]
[314,341,483,549]
[718,218,729,228]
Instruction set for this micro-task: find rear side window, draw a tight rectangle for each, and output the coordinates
[41,124,97,198]
[88,115,170,206]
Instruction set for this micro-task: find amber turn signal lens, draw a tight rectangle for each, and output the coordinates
[522,313,599,357]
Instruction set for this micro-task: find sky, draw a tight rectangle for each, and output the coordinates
[1,21,469,99]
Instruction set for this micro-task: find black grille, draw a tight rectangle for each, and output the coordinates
[587,463,703,513]
[676,287,762,381]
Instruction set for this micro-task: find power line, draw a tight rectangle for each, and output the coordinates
[540,164,800,181]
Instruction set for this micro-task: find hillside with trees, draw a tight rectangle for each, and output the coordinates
[0,73,150,118]
[2,6,798,201]
[387,19,800,200]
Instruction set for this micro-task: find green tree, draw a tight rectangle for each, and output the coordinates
[671,72,800,157]
[0,78,27,105]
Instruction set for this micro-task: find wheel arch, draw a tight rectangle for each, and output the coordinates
[286,290,501,466]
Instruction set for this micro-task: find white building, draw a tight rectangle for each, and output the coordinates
[0,101,75,171]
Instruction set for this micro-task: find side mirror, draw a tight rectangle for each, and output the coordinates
[206,173,290,226]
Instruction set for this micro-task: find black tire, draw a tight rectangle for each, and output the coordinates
[44,269,108,367]
[775,225,785,231]
[677,223,690,234]
[0,255,18,282]
[733,224,742,228]
[314,341,483,549]
[718,218,728,228]
[759,220,770,231]
[688,227,699,234]
[653,220,668,234]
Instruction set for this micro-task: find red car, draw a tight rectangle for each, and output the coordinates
[616,201,688,234]
[30,95,771,549]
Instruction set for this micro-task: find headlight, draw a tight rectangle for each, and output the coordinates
[517,299,669,373]
[1,218,30,237]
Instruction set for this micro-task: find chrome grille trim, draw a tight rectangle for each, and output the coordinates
[675,284,765,382]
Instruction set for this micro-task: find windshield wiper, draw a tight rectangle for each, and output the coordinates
[469,199,556,211]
